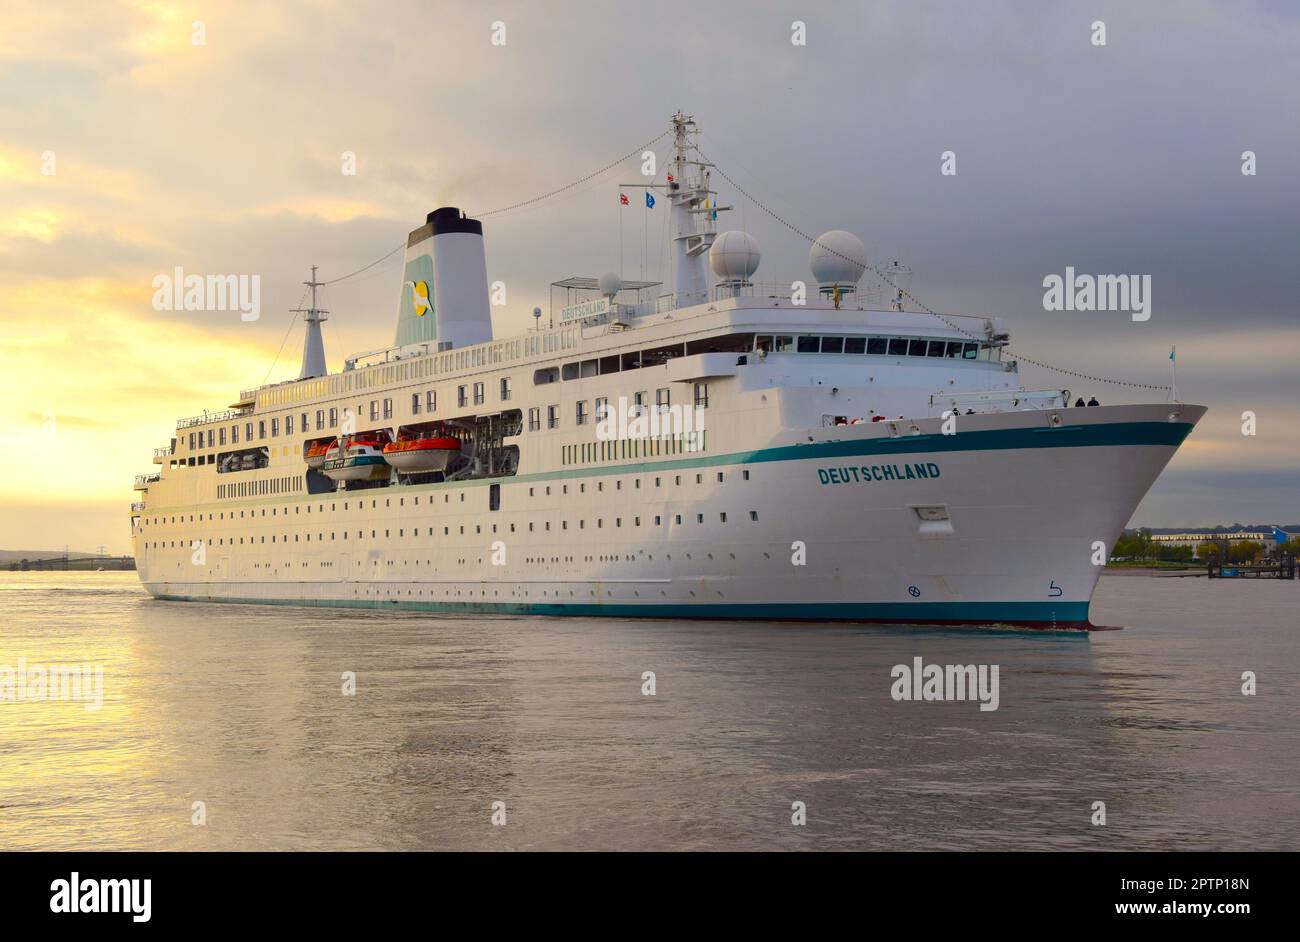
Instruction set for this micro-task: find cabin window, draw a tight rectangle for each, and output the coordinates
[575,400,588,425]
[694,383,709,408]
[755,335,773,353]
[231,425,239,444]
[655,388,671,411]
[797,335,819,353]
[547,405,559,429]
[594,397,609,421]
[962,342,979,360]
[844,337,866,354]
[316,409,325,430]
[867,338,888,355]
[925,340,945,358]
[457,386,468,408]
[821,336,844,353]
[271,418,279,437]
[473,382,484,405]
[426,390,436,412]
[528,408,541,431]
[887,338,909,356]
[500,377,512,401]
[411,393,421,415]
[285,415,293,435]
[489,483,501,512]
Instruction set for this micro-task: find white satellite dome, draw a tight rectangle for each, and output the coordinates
[709,230,761,282]
[597,271,623,299]
[809,230,867,287]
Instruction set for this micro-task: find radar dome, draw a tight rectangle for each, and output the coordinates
[709,230,761,282]
[598,272,623,299]
[809,230,867,287]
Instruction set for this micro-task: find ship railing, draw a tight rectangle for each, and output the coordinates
[130,501,146,513]
[176,408,246,430]
[134,473,161,488]
[153,445,173,460]
[928,388,1070,415]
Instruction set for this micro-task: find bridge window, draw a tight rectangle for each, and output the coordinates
[887,338,909,356]
[797,336,819,353]
[844,337,866,354]
[821,336,844,353]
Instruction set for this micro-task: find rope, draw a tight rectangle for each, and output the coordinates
[696,145,1172,392]
[262,283,310,383]
[318,129,670,289]
[474,130,670,217]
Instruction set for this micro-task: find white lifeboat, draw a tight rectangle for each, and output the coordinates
[322,437,391,481]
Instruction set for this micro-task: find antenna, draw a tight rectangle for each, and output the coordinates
[532,306,542,330]
[293,265,329,379]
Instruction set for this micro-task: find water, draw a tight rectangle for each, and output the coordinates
[0,572,1295,850]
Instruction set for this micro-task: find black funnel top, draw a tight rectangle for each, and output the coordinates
[427,207,483,236]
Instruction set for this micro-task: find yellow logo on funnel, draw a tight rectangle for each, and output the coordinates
[404,280,432,317]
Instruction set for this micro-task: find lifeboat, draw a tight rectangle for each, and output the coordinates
[303,440,331,470]
[322,437,391,482]
[383,436,461,473]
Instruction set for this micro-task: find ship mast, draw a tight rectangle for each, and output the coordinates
[667,111,729,308]
[294,265,329,380]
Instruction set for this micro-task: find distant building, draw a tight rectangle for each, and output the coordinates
[1147,527,1295,558]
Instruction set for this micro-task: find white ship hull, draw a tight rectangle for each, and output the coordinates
[135,404,1203,628]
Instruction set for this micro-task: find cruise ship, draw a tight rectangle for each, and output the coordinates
[131,113,1205,628]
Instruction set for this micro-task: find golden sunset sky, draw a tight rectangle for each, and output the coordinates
[3,1,1298,553]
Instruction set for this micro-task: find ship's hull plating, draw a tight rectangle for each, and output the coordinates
[136,406,1205,629]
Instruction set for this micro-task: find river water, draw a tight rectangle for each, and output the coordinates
[0,572,1295,850]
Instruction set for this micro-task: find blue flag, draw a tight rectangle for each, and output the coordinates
[645,192,655,209]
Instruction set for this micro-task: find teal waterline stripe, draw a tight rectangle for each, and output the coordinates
[145,420,1194,512]
[153,595,1091,625]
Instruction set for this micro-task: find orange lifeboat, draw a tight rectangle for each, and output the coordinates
[304,440,331,470]
[382,436,461,473]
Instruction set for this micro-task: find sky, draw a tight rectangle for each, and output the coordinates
[1,0,1296,554]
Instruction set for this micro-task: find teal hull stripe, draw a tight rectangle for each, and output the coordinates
[154,595,1091,625]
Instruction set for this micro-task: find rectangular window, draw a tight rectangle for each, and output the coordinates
[489,483,501,512]
[369,400,379,421]
[576,400,588,425]
[316,409,325,430]
[908,339,929,357]
[383,398,393,419]
[820,336,844,354]
[755,335,773,353]
[866,337,888,355]
[411,393,421,415]
[301,412,308,432]
[962,342,979,360]
[286,415,294,435]
[547,405,559,429]
[258,421,266,438]
[218,427,226,445]
[694,382,709,408]
[594,397,609,421]
[426,390,436,412]
[926,340,945,358]
[797,335,820,353]
[844,336,866,354]
[328,408,337,427]
[528,407,541,431]
[246,422,254,440]
[632,391,647,416]
[458,385,468,408]
[231,425,239,444]
[188,432,196,450]
[888,338,909,356]
[500,377,512,401]
[774,335,794,352]
[207,429,214,447]
[655,387,670,411]
[473,382,485,405]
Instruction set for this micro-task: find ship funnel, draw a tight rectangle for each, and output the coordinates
[394,206,493,350]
